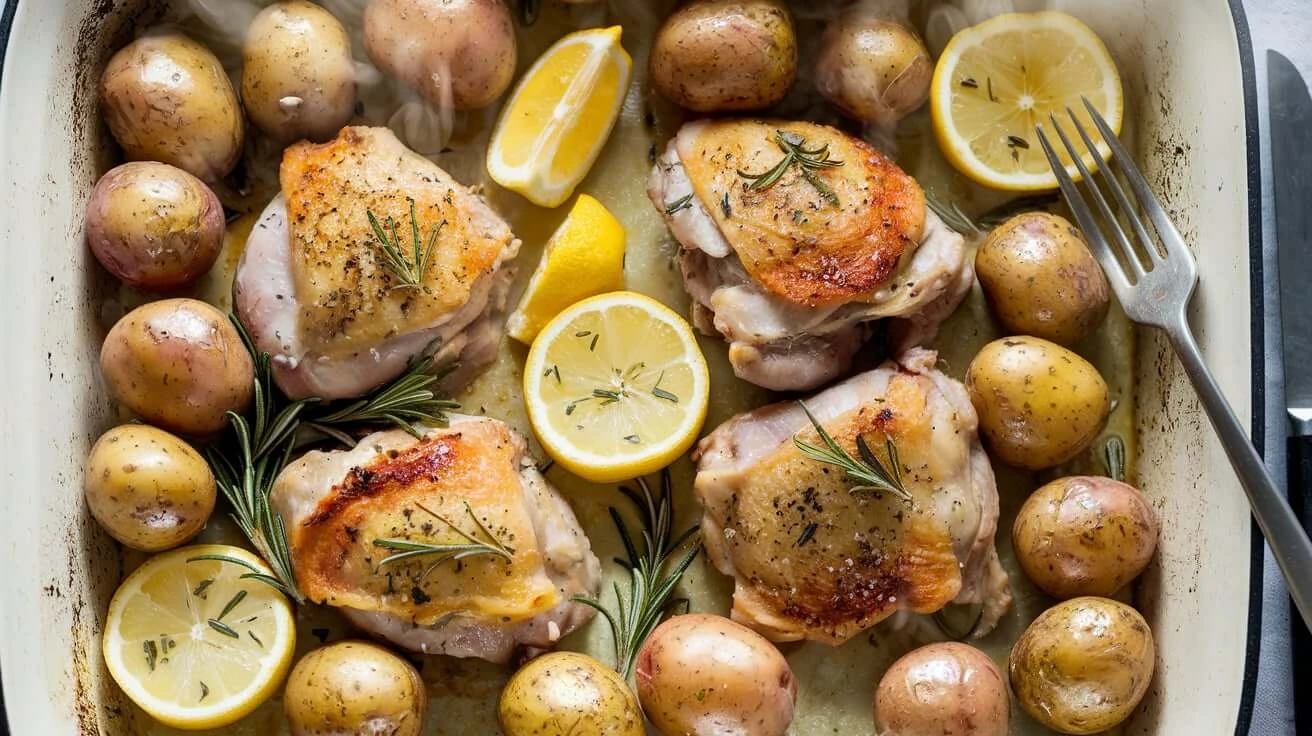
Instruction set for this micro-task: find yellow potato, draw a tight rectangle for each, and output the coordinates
[283,641,426,736]
[975,213,1110,346]
[241,1,356,143]
[874,642,1008,736]
[636,614,796,736]
[100,34,244,182]
[498,652,643,736]
[1009,597,1155,735]
[815,13,932,127]
[83,425,216,552]
[965,336,1110,469]
[1013,476,1159,599]
[99,299,254,436]
[650,0,797,113]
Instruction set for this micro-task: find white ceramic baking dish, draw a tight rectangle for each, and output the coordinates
[0,0,1266,733]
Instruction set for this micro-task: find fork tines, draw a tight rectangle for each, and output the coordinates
[1035,99,1197,324]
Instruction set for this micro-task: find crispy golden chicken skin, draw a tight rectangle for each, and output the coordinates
[678,119,926,307]
[694,349,1011,644]
[271,416,600,661]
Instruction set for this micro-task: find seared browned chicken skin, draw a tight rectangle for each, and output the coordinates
[270,416,600,662]
[236,126,520,400]
[693,349,1011,644]
[649,119,969,391]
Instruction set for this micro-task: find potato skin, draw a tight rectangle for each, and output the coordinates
[965,336,1110,470]
[651,0,797,113]
[363,0,516,111]
[874,642,1008,736]
[636,613,797,736]
[498,652,643,736]
[85,162,224,290]
[100,34,244,182]
[1013,476,1159,599]
[815,13,931,126]
[100,299,254,435]
[242,1,356,143]
[83,425,216,552]
[284,640,426,736]
[1009,597,1155,735]
[975,213,1110,346]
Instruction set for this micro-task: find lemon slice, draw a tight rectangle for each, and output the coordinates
[507,194,627,344]
[487,27,633,208]
[102,544,296,730]
[930,11,1123,192]
[524,291,709,483]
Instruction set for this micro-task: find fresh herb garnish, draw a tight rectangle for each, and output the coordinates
[664,194,694,214]
[200,682,210,702]
[960,77,979,88]
[1006,135,1030,149]
[1104,435,1127,482]
[793,401,910,503]
[207,619,240,639]
[796,522,818,547]
[216,590,247,622]
[575,470,701,678]
[367,197,444,289]
[143,640,158,672]
[987,76,998,102]
[372,502,514,581]
[191,578,214,598]
[738,130,845,206]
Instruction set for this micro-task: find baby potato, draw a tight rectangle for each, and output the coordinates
[83,424,216,552]
[363,0,516,111]
[100,34,244,182]
[1009,597,1155,735]
[498,652,643,736]
[1014,476,1159,599]
[284,640,426,736]
[636,613,797,736]
[975,213,1110,346]
[650,0,797,113]
[874,642,1008,736]
[100,299,254,435]
[966,336,1110,470]
[815,12,932,127]
[242,1,356,143]
[85,162,224,290]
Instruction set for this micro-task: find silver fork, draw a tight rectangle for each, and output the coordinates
[1036,100,1312,629]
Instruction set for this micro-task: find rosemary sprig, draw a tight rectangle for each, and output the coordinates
[372,502,514,581]
[738,130,845,206]
[368,197,444,289]
[793,401,911,503]
[575,470,701,678]
[304,342,459,441]
[925,191,983,236]
[664,194,694,214]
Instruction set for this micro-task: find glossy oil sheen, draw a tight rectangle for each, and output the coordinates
[0,1,1254,734]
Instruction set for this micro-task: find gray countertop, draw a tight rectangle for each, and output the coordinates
[1244,2,1311,736]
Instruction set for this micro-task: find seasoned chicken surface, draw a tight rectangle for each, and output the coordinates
[270,416,600,662]
[236,126,520,400]
[649,120,970,391]
[693,349,1011,644]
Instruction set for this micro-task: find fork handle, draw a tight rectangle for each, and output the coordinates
[1167,320,1312,631]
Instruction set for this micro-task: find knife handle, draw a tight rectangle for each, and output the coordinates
[1288,434,1312,729]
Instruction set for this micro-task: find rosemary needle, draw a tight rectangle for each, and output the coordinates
[738,130,845,207]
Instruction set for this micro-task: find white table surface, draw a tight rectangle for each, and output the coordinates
[0,1,1303,735]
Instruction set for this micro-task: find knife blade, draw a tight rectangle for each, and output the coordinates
[1269,48,1312,731]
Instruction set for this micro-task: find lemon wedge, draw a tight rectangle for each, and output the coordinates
[930,11,1123,192]
[487,26,633,208]
[102,544,295,730]
[524,291,709,483]
[507,194,627,344]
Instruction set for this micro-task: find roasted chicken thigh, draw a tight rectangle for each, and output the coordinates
[236,126,520,400]
[649,119,969,391]
[270,415,600,662]
[693,349,1011,644]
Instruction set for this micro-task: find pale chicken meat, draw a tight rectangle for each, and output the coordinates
[270,415,601,662]
[693,349,1011,644]
[236,126,520,400]
[649,119,970,391]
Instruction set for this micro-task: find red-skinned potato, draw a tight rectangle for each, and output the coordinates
[85,162,224,290]
[100,299,254,435]
[636,613,796,736]
[1013,476,1159,599]
[875,642,1009,736]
